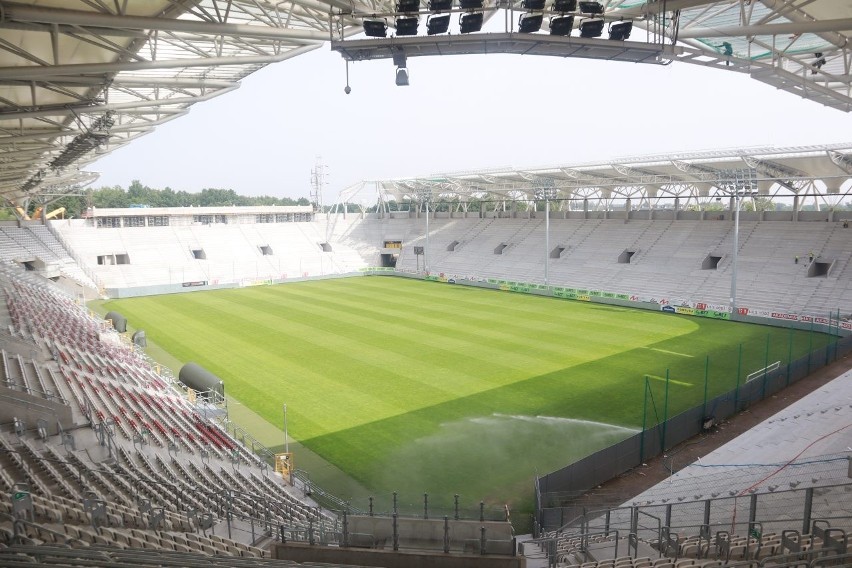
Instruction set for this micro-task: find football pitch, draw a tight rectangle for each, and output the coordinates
[99,276,830,521]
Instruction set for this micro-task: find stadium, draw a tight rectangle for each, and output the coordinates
[0,1,851,568]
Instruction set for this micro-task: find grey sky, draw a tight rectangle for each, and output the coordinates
[90,42,852,202]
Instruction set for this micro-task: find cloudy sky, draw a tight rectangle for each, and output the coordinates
[90,33,852,202]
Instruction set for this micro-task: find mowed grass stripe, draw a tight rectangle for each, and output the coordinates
[304,277,685,344]
[203,281,698,399]
[247,280,697,367]
[229,286,572,372]
[186,286,541,385]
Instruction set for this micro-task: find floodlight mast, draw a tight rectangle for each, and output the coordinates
[536,186,557,287]
[719,169,756,317]
[416,190,431,274]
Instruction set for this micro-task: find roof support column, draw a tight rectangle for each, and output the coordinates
[646,186,658,221]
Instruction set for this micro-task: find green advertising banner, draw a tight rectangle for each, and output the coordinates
[553,290,578,299]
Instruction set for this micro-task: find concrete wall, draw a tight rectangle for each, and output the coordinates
[274,541,525,568]
[0,391,73,434]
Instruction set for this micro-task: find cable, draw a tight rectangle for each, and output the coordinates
[736,422,851,497]
[729,422,851,532]
[685,456,848,470]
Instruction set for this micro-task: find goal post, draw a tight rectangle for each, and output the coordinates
[746,360,781,383]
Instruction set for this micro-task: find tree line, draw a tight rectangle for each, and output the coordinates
[11,180,312,219]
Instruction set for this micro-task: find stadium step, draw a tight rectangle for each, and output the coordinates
[585,537,658,562]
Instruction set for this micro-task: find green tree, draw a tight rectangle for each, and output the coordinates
[92,185,130,208]
[742,197,776,212]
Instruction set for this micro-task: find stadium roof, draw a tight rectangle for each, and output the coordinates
[0,1,850,206]
[339,142,852,209]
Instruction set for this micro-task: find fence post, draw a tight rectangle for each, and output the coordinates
[734,343,743,411]
[640,377,649,463]
[826,312,833,365]
[761,334,770,399]
[702,355,709,419]
[834,309,841,362]
[807,321,814,374]
[748,493,758,538]
[661,369,670,452]
[802,487,813,534]
[786,326,794,386]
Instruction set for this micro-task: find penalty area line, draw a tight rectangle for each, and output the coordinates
[642,347,694,358]
[644,374,693,387]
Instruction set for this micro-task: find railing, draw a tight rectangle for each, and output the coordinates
[219,417,276,465]
[535,482,852,565]
[291,469,364,515]
[44,222,104,291]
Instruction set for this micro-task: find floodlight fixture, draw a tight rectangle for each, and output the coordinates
[578,1,603,13]
[396,67,410,86]
[552,0,576,11]
[549,15,573,35]
[811,52,826,74]
[428,0,453,10]
[395,16,419,35]
[363,19,388,37]
[427,14,451,34]
[397,0,421,12]
[608,20,632,40]
[578,18,604,37]
[522,0,546,10]
[459,0,483,9]
[518,13,543,33]
[459,12,483,33]
[392,49,407,67]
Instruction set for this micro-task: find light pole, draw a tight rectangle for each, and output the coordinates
[425,197,430,274]
[721,169,756,317]
[283,404,289,454]
[416,189,431,274]
[537,187,557,287]
[730,190,740,314]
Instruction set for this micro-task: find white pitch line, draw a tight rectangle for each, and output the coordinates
[644,347,694,358]
[645,374,693,387]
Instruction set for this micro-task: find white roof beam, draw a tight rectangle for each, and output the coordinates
[677,17,852,40]
[0,44,322,79]
[0,4,328,42]
[0,82,239,120]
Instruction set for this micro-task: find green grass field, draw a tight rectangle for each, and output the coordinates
[98,277,830,522]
